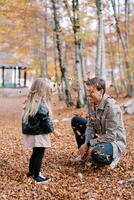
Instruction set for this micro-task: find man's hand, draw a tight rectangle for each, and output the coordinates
[78,143,89,160]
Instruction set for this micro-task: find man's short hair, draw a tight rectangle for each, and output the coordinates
[86,77,106,94]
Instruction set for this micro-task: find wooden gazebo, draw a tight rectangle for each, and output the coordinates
[0,52,27,88]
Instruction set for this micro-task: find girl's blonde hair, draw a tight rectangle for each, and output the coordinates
[22,78,52,123]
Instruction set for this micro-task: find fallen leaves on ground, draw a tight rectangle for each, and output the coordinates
[0,96,133,200]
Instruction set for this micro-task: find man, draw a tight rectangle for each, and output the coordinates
[71,77,126,169]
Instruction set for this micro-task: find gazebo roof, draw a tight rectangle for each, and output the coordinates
[0,52,26,68]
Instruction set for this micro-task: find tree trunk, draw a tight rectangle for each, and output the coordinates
[53,32,63,101]
[125,0,130,49]
[72,0,85,108]
[95,0,106,79]
[117,36,127,93]
[63,0,85,108]
[106,34,118,97]
[44,2,48,77]
[117,0,127,93]
[110,0,133,96]
[51,0,73,106]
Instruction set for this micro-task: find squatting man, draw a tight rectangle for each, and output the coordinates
[71,77,126,169]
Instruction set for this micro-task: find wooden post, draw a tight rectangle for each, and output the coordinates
[24,69,27,87]
[18,67,21,87]
[0,68,1,87]
[2,66,4,87]
[14,67,16,87]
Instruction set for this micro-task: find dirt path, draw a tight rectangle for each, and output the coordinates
[0,96,133,200]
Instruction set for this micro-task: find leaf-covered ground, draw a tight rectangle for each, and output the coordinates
[0,95,133,200]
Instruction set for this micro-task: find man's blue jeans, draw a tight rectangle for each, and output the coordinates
[91,142,113,165]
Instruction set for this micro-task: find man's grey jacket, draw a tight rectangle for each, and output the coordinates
[85,94,126,169]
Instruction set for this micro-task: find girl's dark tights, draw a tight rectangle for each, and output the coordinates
[29,147,45,178]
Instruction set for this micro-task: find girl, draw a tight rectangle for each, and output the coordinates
[22,78,54,183]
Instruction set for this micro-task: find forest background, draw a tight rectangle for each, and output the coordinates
[0,0,134,200]
[0,0,134,107]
